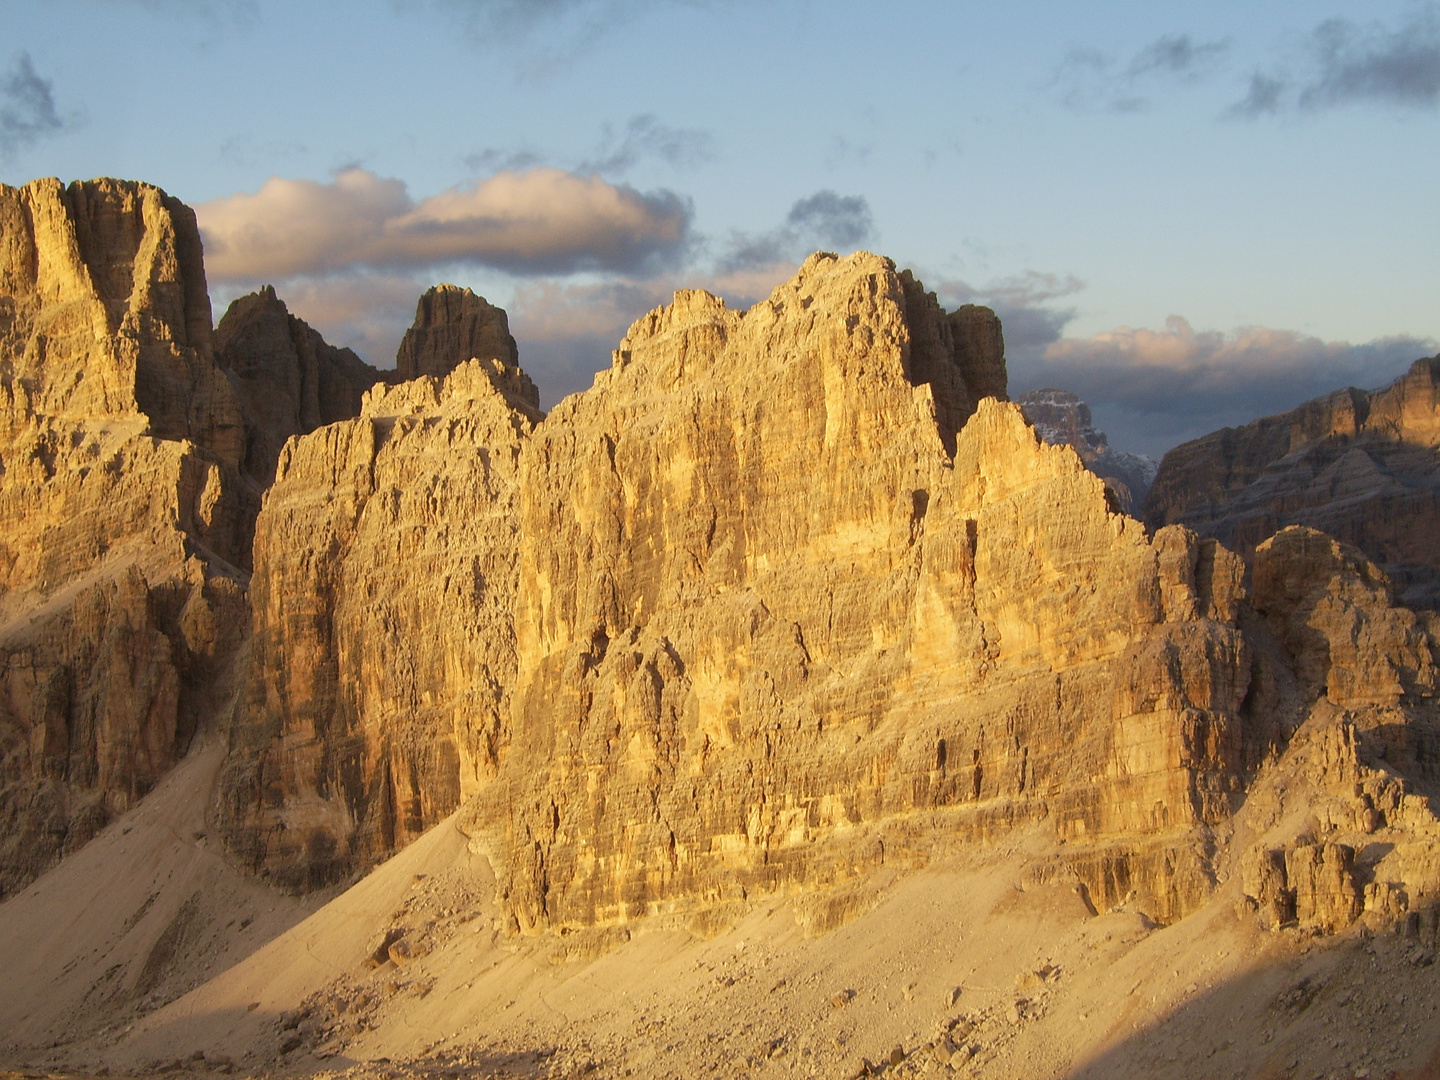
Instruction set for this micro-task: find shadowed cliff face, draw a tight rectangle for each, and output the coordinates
[0,179,391,896]
[214,286,402,486]
[1145,355,1440,610]
[0,178,254,894]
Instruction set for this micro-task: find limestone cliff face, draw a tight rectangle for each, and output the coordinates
[0,178,244,461]
[465,253,1251,928]
[215,286,399,485]
[0,177,265,894]
[1017,387,1157,511]
[230,252,1440,936]
[219,359,541,891]
[1144,356,1440,609]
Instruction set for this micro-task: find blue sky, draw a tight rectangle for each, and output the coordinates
[3,0,1438,455]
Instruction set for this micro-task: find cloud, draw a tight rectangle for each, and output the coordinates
[196,166,693,282]
[1225,72,1288,118]
[0,53,69,161]
[1055,32,1229,113]
[1301,12,1440,109]
[464,146,546,173]
[579,114,713,174]
[933,270,1085,355]
[824,136,874,168]
[1128,33,1229,79]
[1018,315,1435,456]
[424,0,733,66]
[1227,9,1440,116]
[718,190,874,273]
[217,134,307,169]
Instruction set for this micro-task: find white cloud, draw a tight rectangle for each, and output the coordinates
[196,166,692,282]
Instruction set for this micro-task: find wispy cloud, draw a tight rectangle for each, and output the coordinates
[824,136,874,168]
[1228,8,1440,117]
[196,166,692,281]
[1054,32,1230,113]
[1226,72,1288,118]
[717,190,874,273]
[579,114,713,174]
[463,146,546,174]
[467,114,712,178]
[422,0,738,71]
[0,53,71,162]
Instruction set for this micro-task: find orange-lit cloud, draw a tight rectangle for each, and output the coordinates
[197,166,692,282]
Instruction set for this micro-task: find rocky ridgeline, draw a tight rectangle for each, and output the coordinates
[217,250,1440,939]
[0,177,507,894]
[1145,356,1440,609]
[1016,388,1157,512]
[2,179,1439,951]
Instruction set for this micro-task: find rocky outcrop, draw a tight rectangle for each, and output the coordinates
[395,285,530,398]
[218,358,542,891]
[1017,388,1157,511]
[0,177,265,894]
[1144,355,1440,609]
[214,286,398,485]
[0,178,399,895]
[225,255,1018,893]
[224,252,1440,937]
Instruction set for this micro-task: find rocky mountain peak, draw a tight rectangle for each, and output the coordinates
[394,284,531,406]
[215,285,399,484]
[1145,352,1440,608]
[1017,387,1158,511]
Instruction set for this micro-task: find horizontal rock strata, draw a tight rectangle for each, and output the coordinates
[1145,355,1440,609]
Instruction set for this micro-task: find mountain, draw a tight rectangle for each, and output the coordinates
[1016,388,1158,512]
[2,180,1440,1079]
[1145,356,1440,609]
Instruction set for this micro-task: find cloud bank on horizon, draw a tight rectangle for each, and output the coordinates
[1022,318,1434,457]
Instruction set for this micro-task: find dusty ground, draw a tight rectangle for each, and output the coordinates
[3,738,1439,1080]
